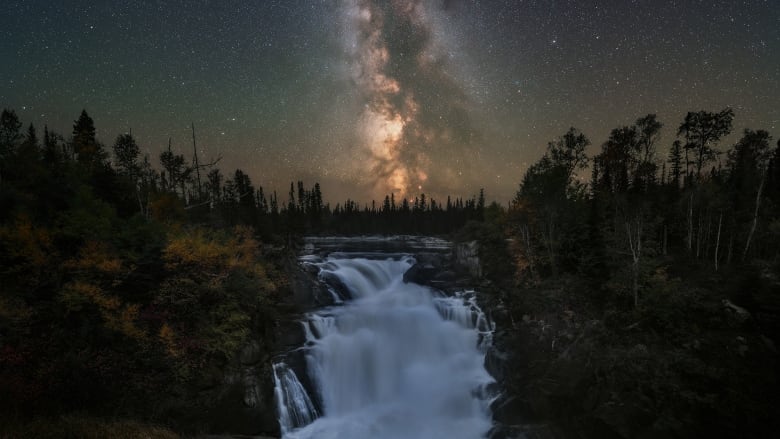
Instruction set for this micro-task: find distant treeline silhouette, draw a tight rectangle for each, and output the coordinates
[0,108,487,238]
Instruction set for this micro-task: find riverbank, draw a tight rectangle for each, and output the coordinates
[0,224,288,437]
[465,220,780,439]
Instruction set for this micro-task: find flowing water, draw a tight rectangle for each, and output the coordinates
[273,247,496,438]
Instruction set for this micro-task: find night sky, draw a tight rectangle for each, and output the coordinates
[2,0,778,203]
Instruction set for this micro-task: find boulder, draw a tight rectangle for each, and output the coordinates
[403,262,438,285]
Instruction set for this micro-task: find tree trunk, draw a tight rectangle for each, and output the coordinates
[687,193,694,252]
[662,224,668,256]
[191,123,202,200]
[521,224,538,282]
[743,170,767,261]
[704,212,712,258]
[626,216,642,309]
[696,210,703,259]
[727,227,734,265]
[135,183,145,218]
[714,211,723,271]
[546,217,557,277]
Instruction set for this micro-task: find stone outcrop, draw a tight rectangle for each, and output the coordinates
[455,240,482,278]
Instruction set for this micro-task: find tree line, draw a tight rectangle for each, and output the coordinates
[0,108,487,238]
[0,106,489,429]
[510,109,780,307]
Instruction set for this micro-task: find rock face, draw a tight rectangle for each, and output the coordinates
[190,254,313,438]
[455,241,482,278]
[206,361,279,437]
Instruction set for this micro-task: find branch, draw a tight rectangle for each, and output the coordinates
[195,155,222,169]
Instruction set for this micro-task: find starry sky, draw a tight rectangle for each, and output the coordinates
[2,0,778,203]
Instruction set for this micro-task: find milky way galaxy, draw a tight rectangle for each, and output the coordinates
[2,0,778,203]
[344,0,477,198]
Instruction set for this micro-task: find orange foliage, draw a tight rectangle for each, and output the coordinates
[229,226,260,270]
[158,323,179,357]
[64,241,123,274]
[60,236,148,342]
[0,215,55,286]
[163,225,260,276]
[106,303,145,340]
[62,281,118,310]
[61,281,146,340]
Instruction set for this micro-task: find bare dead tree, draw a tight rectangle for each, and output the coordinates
[626,215,643,309]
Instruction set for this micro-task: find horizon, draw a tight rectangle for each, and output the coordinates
[2,0,778,203]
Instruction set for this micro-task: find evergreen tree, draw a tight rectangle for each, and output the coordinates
[112,133,140,176]
[256,186,267,213]
[17,123,41,167]
[42,126,61,165]
[0,108,22,156]
[72,109,106,169]
[0,109,23,186]
[159,143,190,198]
[206,168,223,207]
[633,114,662,192]
[668,140,683,190]
[477,188,485,219]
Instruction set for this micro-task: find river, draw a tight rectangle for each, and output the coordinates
[273,237,496,438]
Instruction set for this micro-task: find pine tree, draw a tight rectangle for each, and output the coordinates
[0,109,22,156]
[72,109,106,169]
[668,140,683,190]
[112,133,140,176]
[42,126,61,165]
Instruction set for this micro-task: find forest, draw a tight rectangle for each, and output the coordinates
[1,106,779,437]
[477,110,780,438]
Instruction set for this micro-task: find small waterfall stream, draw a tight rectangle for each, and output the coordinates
[274,248,496,438]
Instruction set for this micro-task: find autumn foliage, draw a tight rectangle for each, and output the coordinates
[0,115,284,428]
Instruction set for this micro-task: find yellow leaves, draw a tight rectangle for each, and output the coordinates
[163,225,261,277]
[0,214,54,284]
[61,281,146,340]
[164,228,225,270]
[106,303,145,340]
[64,241,123,275]
[158,323,180,358]
[58,238,146,339]
[229,225,259,271]
[200,306,250,357]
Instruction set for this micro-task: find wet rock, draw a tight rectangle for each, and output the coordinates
[434,269,457,282]
[592,401,655,439]
[403,262,438,284]
[205,372,280,437]
[455,240,482,278]
[240,341,263,366]
[723,299,751,322]
[243,367,260,408]
[760,334,777,353]
[484,346,509,382]
[275,319,305,351]
[490,395,528,427]
[318,271,352,301]
[487,424,524,439]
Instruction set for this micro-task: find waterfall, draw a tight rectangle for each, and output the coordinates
[274,251,495,438]
[273,362,319,434]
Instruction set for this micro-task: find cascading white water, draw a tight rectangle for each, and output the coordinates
[273,362,319,434]
[275,254,495,439]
